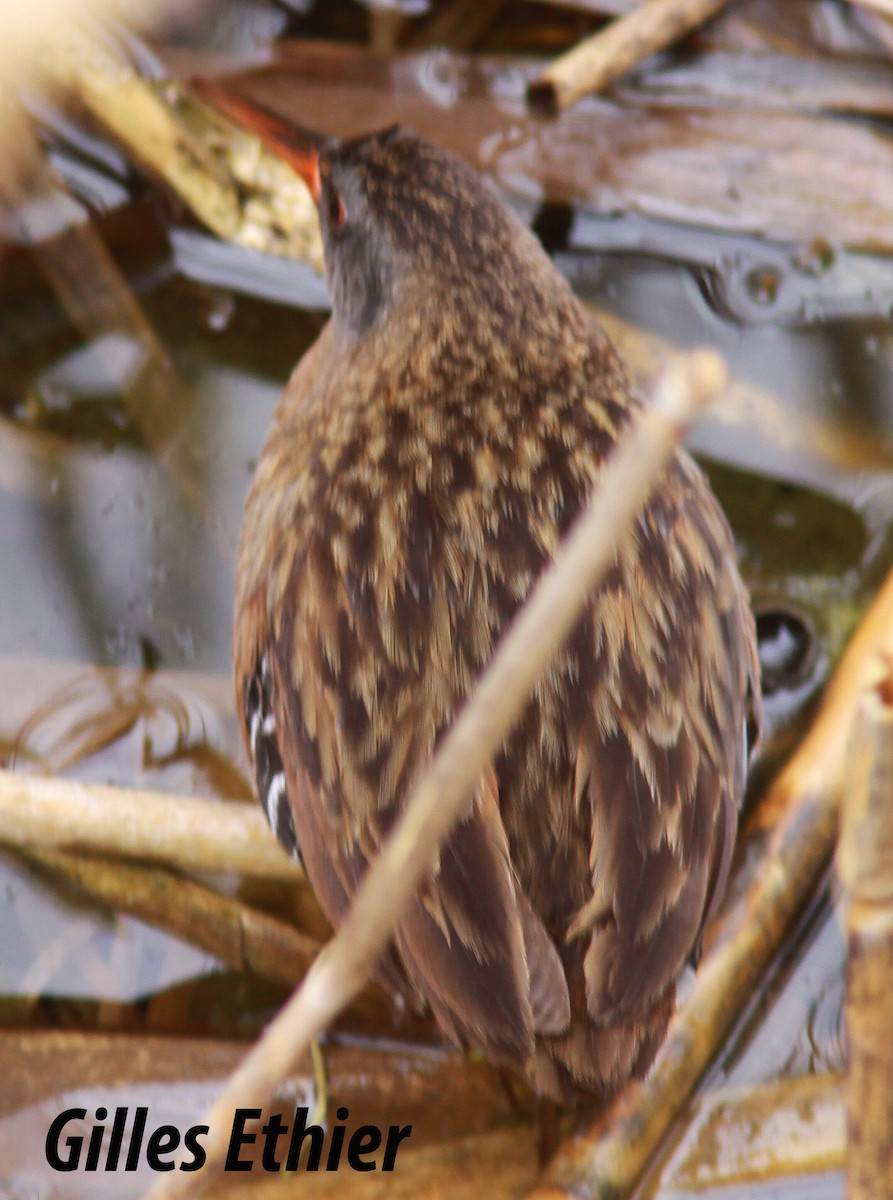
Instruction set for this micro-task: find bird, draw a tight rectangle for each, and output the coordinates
[221,87,762,1103]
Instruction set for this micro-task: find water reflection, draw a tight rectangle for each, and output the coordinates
[0,852,219,1004]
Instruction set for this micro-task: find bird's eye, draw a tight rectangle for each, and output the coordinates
[328,190,346,229]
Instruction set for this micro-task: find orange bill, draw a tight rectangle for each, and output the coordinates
[195,79,325,203]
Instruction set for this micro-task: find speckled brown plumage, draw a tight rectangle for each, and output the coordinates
[230,111,761,1101]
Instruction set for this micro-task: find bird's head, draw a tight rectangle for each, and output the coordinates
[197,85,548,339]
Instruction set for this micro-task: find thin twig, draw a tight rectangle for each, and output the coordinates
[21,847,319,986]
[661,1073,845,1189]
[593,306,852,471]
[141,350,727,1200]
[0,0,181,148]
[520,0,638,15]
[0,121,238,565]
[403,0,507,50]
[849,0,893,19]
[531,560,893,1200]
[0,769,302,881]
[6,1029,530,1150]
[839,677,893,1199]
[527,0,735,114]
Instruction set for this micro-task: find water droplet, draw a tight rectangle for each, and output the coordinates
[206,292,235,334]
[173,626,196,662]
[792,237,835,277]
[744,266,780,307]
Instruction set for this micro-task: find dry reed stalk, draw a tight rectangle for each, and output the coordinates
[21,847,319,986]
[662,1073,845,1190]
[838,676,893,1199]
[0,769,301,881]
[527,0,735,113]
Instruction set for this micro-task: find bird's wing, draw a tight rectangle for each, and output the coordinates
[274,601,571,1057]
[570,453,760,1025]
[235,516,572,1057]
[394,766,570,1059]
[235,589,414,998]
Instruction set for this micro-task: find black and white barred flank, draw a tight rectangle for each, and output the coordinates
[243,654,301,861]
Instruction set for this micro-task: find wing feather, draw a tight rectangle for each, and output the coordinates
[568,458,760,1030]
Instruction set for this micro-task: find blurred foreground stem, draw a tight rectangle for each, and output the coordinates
[839,676,893,1199]
[0,768,301,881]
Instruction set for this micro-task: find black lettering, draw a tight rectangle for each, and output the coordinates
[84,1115,106,1172]
[261,1113,287,1171]
[125,1107,148,1170]
[180,1125,208,1172]
[146,1126,180,1171]
[226,1108,261,1171]
[382,1125,412,1170]
[285,1107,324,1171]
[45,1108,86,1171]
[347,1126,382,1171]
[105,1108,128,1170]
[325,1107,349,1172]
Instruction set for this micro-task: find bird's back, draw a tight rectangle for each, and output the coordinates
[234,277,759,1099]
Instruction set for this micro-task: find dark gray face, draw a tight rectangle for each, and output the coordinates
[317,134,404,337]
[315,127,539,340]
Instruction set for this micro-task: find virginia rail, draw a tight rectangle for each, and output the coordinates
[224,90,762,1101]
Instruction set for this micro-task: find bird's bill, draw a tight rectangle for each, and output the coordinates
[195,79,325,203]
